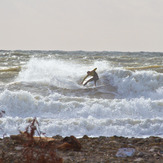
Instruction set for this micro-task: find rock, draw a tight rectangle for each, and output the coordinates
[0,110,5,118]
[160,150,163,154]
[136,139,145,145]
[136,152,145,157]
[0,135,162,162]
[149,148,155,152]
[155,138,162,143]
[15,146,23,151]
[109,141,119,144]
[134,158,144,162]
[82,135,89,139]
[52,135,63,140]
[116,148,135,157]
[57,136,82,151]
[149,146,160,152]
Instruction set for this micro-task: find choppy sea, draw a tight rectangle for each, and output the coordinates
[0,50,163,138]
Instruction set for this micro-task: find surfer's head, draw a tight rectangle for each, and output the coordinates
[87,71,91,75]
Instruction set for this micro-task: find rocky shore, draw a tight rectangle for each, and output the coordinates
[0,134,163,163]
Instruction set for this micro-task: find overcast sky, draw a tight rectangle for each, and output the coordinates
[1,0,163,51]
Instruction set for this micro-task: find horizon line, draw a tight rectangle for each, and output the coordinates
[1,49,163,53]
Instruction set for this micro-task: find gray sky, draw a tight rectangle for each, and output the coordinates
[1,0,163,51]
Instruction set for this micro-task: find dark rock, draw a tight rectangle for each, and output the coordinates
[52,135,63,139]
[82,135,89,139]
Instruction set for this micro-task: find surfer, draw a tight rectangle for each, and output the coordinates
[81,68,99,86]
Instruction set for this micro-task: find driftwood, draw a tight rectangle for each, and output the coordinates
[10,132,82,151]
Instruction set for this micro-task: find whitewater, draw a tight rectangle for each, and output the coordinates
[0,50,163,138]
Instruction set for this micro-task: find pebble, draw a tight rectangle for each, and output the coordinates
[15,146,23,151]
[0,135,163,162]
[116,148,135,157]
[149,148,155,152]
[149,146,160,152]
[137,152,145,157]
[134,158,144,162]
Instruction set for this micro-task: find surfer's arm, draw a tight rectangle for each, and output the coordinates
[81,75,89,84]
[93,68,97,71]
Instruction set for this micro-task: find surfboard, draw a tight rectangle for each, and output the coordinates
[82,76,93,86]
[81,84,118,95]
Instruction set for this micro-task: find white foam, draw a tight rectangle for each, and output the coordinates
[1,116,162,138]
[16,58,110,89]
[107,68,163,99]
[0,90,163,137]
[1,89,163,119]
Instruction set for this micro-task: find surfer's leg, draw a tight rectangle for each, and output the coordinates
[83,78,94,86]
[94,77,99,86]
[94,80,96,86]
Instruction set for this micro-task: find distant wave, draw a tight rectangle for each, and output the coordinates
[126,65,163,71]
[0,67,21,72]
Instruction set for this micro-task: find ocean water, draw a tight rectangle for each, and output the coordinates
[0,50,163,138]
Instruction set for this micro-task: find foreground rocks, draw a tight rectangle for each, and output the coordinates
[0,135,163,163]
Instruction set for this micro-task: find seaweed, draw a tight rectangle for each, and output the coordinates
[21,117,62,163]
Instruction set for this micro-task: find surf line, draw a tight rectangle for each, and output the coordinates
[126,65,163,71]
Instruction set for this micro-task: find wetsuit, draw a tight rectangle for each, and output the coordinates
[81,68,99,86]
